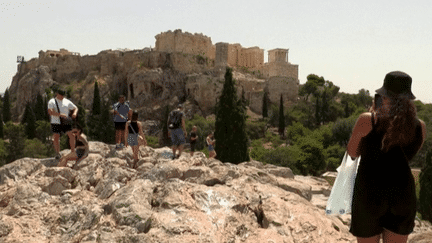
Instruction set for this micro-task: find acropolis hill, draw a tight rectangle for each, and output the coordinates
[9,29,299,121]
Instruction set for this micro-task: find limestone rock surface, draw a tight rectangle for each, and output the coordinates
[0,141,431,242]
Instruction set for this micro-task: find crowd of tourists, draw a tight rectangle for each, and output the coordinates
[48,89,215,169]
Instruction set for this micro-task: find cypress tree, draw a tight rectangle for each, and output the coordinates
[99,100,115,144]
[76,100,87,135]
[34,94,45,121]
[3,89,11,123]
[88,81,102,141]
[278,94,285,137]
[262,91,268,118]
[43,96,50,121]
[92,81,101,115]
[214,67,249,164]
[21,103,36,139]
[419,150,432,223]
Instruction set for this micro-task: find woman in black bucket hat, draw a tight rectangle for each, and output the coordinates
[347,71,426,243]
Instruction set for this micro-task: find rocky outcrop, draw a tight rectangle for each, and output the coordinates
[1,142,430,242]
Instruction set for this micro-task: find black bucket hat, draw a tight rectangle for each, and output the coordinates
[376,71,415,99]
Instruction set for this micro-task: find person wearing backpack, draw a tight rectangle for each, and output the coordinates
[167,104,187,159]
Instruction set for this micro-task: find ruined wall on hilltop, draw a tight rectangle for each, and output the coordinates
[155,29,215,59]
[225,44,264,68]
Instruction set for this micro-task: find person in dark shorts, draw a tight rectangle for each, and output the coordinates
[167,104,186,159]
[125,110,147,169]
[47,88,78,160]
[57,124,89,168]
[347,71,426,243]
[112,95,132,150]
[189,126,198,156]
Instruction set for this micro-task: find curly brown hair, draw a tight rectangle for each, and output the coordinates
[374,94,417,152]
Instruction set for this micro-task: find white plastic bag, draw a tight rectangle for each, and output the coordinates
[325,151,360,215]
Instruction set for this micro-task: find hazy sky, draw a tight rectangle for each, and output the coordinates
[1,0,432,103]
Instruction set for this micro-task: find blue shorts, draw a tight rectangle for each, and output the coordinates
[208,144,214,151]
[170,128,185,146]
[128,134,139,146]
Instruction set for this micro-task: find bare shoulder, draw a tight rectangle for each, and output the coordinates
[419,118,427,134]
[353,112,373,136]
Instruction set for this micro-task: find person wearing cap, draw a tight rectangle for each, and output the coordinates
[347,71,426,242]
[167,104,187,159]
[47,88,78,160]
[112,95,132,150]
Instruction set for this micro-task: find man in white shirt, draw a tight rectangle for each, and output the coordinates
[47,88,78,160]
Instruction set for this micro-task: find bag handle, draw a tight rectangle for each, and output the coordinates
[54,98,62,125]
[129,122,138,135]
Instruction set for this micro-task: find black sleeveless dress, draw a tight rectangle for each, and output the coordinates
[350,114,423,237]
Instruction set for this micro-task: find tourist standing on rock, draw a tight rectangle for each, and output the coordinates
[125,110,147,169]
[347,71,426,243]
[57,124,89,168]
[167,104,186,160]
[189,126,198,156]
[112,95,132,150]
[206,132,216,158]
[48,88,78,160]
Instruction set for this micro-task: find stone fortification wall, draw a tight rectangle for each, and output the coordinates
[225,44,264,68]
[265,76,299,104]
[155,29,214,59]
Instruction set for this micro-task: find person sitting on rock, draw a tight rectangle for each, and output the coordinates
[125,110,147,169]
[57,124,89,168]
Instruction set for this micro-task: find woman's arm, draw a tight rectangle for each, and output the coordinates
[125,121,130,146]
[347,112,373,158]
[138,122,147,145]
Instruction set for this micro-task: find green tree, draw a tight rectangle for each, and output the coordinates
[88,81,103,141]
[286,122,311,144]
[22,103,36,139]
[43,96,50,121]
[0,139,8,166]
[278,94,285,137]
[215,67,249,164]
[298,74,325,101]
[34,94,45,121]
[332,115,357,146]
[0,112,3,139]
[2,88,11,123]
[23,139,49,159]
[4,122,26,163]
[99,99,116,144]
[35,120,55,157]
[92,81,101,115]
[419,150,432,223]
[295,136,326,176]
[76,100,88,135]
[262,91,268,118]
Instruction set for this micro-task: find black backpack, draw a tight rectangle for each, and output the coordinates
[168,110,183,129]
